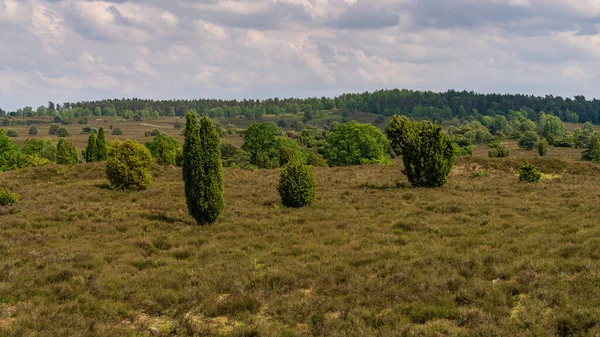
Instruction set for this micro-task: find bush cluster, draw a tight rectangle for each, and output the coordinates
[0,189,18,206]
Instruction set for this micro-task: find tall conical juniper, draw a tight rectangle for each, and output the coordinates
[97,127,108,161]
[182,112,224,225]
[85,133,98,162]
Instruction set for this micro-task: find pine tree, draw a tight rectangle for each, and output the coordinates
[97,127,108,161]
[56,139,79,165]
[182,112,224,225]
[85,133,98,162]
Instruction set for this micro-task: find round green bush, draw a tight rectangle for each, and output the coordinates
[519,163,541,183]
[278,160,316,208]
[106,140,152,191]
[0,189,18,206]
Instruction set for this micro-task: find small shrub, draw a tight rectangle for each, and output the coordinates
[278,159,316,208]
[57,127,70,137]
[489,145,509,158]
[112,127,123,135]
[6,129,18,137]
[374,115,385,124]
[56,139,79,164]
[0,189,18,206]
[28,126,38,135]
[149,129,161,137]
[538,139,549,157]
[519,163,541,183]
[306,149,328,167]
[106,140,152,191]
[174,119,184,129]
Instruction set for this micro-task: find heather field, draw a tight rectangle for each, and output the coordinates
[1,153,599,336]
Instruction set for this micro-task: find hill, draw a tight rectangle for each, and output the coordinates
[0,157,599,336]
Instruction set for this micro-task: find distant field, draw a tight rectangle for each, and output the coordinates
[3,110,389,152]
[1,154,600,336]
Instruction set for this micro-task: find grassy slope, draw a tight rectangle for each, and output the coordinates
[1,155,600,336]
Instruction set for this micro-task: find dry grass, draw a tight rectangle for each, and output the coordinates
[0,153,600,336]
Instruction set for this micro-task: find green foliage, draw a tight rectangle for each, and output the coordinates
[112,127,123,135]
[540,113,566,141]
[519,163,541,183]
[0,129,23,172]
[22,139,57,162]
[454,144,476,157]
[518,131,539,150]
[582,136,600,163]
[85,133,98,162]
[538,139,549,157]
[28,125,38,135]
[182,113,224,225]
[106,139,152,191]
[386,116,455,188]
[96,127,108,161]
[375,115,385,124]
[6,129,18,137]
[242,122,281,168]
[221,142,252,169]
[278,159,316,208]
[174,119,184,129]
[488,145,510,158]
[56,139,79,165]
[325,121,390,166]
[448,121,493,146]
[279,147,301,167]
[0,189,18,206]
[306,149,328,167]
[145,133,182,166]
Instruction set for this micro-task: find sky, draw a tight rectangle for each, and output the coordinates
[2,0,600,111]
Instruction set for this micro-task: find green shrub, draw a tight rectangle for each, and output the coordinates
[279,147,301,167]
[538,139,549,157]
[106,139,152,191]
[325,121,390,166]
[96,127,108,161]
[519,163,541,183]
[518,131,538,150]
[56,139,79,165]
[84,133,98,162]
[386,116,455,187]
[112,127,123,135]
[22,139,57,162]
[278,159,316,208]
[57,127,70,137]
[488,145,510,158]
[306,149,328,167]
[145,133,182,166]
[28,126,38,135]
[0,189,18,206]
[182,113,224,224]
[6,129,18,137]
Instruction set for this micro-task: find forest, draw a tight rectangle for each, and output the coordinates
[1,89,597,124]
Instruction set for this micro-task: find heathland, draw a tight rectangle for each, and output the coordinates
[1,94,600,336]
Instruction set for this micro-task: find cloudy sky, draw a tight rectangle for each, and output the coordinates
[1,0,600,110]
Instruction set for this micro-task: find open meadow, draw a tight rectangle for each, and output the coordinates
[1,152,600,336]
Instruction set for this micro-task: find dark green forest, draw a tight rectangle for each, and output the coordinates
[1,89,598,123]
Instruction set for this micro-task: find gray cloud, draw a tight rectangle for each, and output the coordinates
[2,0,600,111]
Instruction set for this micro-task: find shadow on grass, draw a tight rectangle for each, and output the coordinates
[357,181,411,190]
[145,213,184,224]
[94,183,112,190]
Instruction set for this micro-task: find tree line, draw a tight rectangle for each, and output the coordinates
[3,89,600,123]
